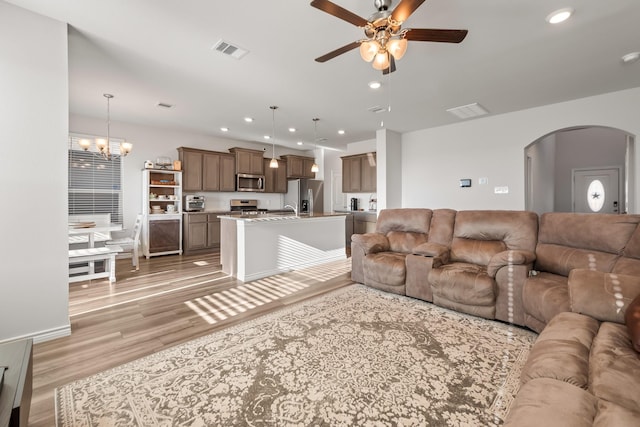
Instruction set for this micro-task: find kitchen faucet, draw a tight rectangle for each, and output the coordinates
[284,202,298,216]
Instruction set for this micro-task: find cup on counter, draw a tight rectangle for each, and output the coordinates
[166,205,177,213]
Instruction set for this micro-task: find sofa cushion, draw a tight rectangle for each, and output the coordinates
[626,294,640,353]
[429,262,495,306]
[535,243,618,277]
[504,378,597,427]
[376,208,432,235]
[569,269,640,324]
[363,252,407,289]
[537,212,640,254]
[523,272,571,327]
[520,312,599,389]
[386,230,427,254]
[589,322,640,413]
[593,400,640,427]
[450,210,538,266]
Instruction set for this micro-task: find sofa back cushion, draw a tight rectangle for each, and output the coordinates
[536,213,640,276]
[427,208,457,247]
[450,210,538,266]
[615,220,640,275]
[376,208,432,253]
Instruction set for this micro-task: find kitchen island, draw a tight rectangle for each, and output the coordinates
[219,213,347,282]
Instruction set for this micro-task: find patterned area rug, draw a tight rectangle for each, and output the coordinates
[56,285,537,426]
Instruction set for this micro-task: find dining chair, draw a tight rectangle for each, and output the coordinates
[106,214,143,270]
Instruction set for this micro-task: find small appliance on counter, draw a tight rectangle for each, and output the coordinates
[184,195,205,211]
[350,198,359,211]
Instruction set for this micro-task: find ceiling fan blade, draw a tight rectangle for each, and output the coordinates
[382,56,396,75]
[315,41,361,62]
[391,0,426,23]
[405,28,468,43]
[310,0,369,27]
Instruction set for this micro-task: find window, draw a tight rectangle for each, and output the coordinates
[68,134,124,224]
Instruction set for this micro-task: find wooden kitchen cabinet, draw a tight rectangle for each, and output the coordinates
[183,212,223,253]
[353,212,377,235]
[263,158,288,193]
[178,147,236,192]
[342,152,376,193]
[229,147,265,175]
[148,219,181,254]
[281,155,316,179]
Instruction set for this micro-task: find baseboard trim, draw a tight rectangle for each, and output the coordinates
[1,324,71,345]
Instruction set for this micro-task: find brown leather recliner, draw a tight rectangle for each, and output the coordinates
[428,210,539,323]
[351,209,432,295]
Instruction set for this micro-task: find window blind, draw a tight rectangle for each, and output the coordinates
[68,134,124,224]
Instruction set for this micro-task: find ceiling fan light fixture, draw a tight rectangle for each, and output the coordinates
[372,51,390,70]
[359,40,379,62]
[387,37,407,59]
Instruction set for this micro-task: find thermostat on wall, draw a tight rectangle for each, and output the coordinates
[459,179,472,188]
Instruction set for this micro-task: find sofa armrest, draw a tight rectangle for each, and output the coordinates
[487,250,536,278]
[351,233,390,255]
[569,269,640,324]
[412,242,448,257]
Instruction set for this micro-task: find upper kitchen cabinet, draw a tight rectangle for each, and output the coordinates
[177,147,235,192]
[263,158,288,193]
[229,147,265,175]
[280,155,316,179]
[342,152,376,193]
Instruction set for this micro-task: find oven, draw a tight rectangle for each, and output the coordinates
[229,199,268,215]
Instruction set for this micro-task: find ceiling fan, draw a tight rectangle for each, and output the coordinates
[311,0,468,74]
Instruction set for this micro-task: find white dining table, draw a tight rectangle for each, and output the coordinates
[68,223,123,275]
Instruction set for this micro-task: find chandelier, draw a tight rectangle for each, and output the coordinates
[359,20,408,71]
[78,93,132,160]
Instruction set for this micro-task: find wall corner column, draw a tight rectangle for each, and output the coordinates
[376,128,402,211]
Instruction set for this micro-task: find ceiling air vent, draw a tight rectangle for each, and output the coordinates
[212,39,249,59]
[367,105,387,114]
[446,103,489,119]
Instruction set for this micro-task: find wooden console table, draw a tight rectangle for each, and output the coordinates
[0,339,33,427]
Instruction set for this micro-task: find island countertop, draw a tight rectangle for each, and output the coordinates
[217,212,347,222]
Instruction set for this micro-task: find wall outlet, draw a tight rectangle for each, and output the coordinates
[479,177,488,185]
[494,186,509,194]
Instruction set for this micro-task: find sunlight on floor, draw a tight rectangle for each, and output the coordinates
[185,258,352,325]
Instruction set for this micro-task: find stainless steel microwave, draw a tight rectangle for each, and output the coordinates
[236,174,265,192]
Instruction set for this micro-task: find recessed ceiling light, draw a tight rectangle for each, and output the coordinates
[622,52,640,64]
[297,141,303,145]
[220,127,229,132]
[546,8,573,24]
[368,81,381,89]
[244,117,253,123]
[264,135,270,140]
[289,127,296,132]
[338,130,345,135]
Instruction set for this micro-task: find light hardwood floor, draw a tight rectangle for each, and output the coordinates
[29,251,353,426]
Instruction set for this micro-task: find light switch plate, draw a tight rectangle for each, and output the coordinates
[494,186,509,194]
[479,177,488,185]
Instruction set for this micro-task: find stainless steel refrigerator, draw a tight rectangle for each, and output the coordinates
[284,179,324,214]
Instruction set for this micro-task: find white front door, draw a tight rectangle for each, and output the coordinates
[573,168,620,213]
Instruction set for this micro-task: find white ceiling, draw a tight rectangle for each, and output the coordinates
[6,0,640,151]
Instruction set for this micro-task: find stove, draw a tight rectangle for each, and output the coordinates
[229,199,268,214]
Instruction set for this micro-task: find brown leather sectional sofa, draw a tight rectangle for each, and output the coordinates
[351,208,640,426]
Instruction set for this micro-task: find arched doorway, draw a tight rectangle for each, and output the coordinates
[525,126,635,214]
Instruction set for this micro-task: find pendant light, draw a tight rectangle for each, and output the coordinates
[310,118,320,173]
[269,106,279,168]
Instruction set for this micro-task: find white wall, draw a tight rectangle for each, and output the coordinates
[70,115,315,228]
[402,87,640,212]
[1,3,70,342]
[525,134,556,214]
